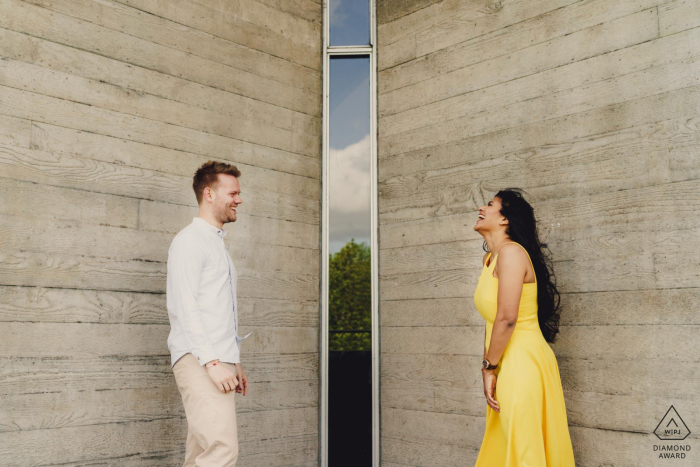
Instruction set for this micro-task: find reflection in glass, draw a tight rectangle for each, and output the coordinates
[328,55,372,466]
[329,56,371,256]
[330,0,370,46]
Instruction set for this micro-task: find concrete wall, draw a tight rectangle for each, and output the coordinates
[377,0,700,466]
[0,0,321,465]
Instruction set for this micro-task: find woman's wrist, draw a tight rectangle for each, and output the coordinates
[482,356,498,370]
[205,359,220,368]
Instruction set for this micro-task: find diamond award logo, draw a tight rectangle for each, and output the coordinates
[654,405,691,441]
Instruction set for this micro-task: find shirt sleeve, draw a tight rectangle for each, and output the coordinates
[235,331,254,360]
[167,237,218,366]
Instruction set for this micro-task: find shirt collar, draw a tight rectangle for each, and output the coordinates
[192,217,226,238]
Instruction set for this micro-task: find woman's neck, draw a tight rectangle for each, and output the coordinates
[485,236,513,257]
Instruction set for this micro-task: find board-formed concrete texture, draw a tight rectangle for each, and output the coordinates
[2,0,699,465]
[0,0,322,465]
[377,0,700,466]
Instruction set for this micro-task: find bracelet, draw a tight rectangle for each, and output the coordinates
[206,360,220,368]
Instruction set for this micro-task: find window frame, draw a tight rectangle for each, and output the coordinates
[320,1,379,466]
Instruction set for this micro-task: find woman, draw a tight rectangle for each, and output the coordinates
[473,188,576,466]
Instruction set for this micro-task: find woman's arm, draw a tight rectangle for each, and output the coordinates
[484,245,529,366]
[482,252,489,360]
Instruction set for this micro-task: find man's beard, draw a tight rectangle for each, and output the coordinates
[225,206,236,222]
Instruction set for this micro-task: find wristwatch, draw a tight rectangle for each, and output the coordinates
[482,358,498,370]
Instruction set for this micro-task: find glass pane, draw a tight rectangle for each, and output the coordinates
[330,0,370,46]
[328,55,372,466]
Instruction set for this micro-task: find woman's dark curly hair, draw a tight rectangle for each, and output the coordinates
[485,188,562,343]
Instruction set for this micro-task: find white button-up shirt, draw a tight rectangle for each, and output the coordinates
[166,217,252,368]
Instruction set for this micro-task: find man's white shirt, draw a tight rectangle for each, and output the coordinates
[167,217,252,368]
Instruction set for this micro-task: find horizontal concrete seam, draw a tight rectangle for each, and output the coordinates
[379,3,651,93]
[0,25,321,118]
[0,80,320,163]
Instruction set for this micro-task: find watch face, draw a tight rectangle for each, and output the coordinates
[482,359,488,368]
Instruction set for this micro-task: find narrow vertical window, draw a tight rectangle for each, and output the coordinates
[328,55,371,465]
[322,1,378,467]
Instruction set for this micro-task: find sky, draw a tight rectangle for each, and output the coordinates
[329,0,370,46]
[329,56,371,254]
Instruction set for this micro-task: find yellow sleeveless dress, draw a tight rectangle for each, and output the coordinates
[474,242,576,467]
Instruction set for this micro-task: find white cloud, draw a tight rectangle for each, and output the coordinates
[329,133,371,252]
[330,133,370,214]
[329,0,347,27]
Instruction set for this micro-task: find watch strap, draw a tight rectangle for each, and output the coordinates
[482,358,498,369]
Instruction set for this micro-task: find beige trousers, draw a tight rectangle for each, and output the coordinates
[173,353,240,466]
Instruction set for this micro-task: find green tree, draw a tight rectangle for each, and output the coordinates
[329,239,371,351]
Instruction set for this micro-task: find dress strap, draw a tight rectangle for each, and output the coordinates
[490,242,537,285]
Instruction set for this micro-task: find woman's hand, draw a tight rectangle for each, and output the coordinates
[482,368,500,412]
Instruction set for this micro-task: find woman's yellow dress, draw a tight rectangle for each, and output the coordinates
[474,242,576,467]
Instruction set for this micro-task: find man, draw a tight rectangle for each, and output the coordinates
[166,160,253,466]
